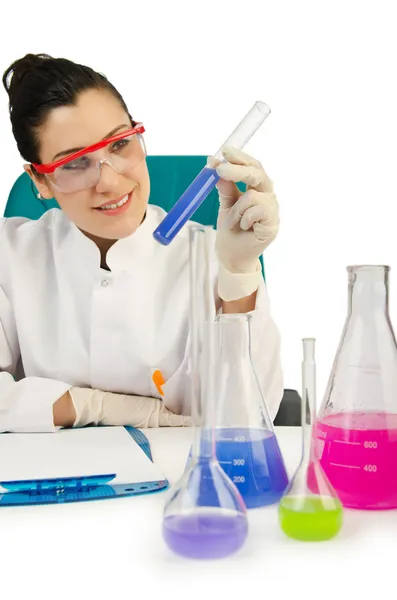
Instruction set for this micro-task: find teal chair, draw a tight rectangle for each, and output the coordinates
[4,156,265,278]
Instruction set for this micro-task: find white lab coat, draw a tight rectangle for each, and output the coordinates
[0,205,283,433]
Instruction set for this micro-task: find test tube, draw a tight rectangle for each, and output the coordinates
[152,101,271,246]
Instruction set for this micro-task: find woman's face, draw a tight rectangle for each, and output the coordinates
[28,88,150,241]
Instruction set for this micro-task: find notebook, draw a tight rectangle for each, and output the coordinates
[0,426,169,506]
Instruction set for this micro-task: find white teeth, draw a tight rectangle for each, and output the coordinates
[99,194,129,210]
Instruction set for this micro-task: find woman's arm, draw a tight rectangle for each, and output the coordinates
[0,285,73,433]
[53,391,76,427]
[212,147,283,417]
[222,290,257,314]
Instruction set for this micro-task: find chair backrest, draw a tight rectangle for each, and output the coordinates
[4,156,265,275]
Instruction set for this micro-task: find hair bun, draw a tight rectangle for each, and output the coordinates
[2,53,51,105]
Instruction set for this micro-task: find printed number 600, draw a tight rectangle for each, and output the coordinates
[364,441,377,449]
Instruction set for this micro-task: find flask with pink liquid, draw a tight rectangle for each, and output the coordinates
[315,265,397,510]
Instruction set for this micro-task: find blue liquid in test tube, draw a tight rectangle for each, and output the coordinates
[153,167,220,245]
[153,101,271,245]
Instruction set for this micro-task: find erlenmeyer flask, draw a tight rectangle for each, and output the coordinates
[315,265,397,509]
[213,313,289,508]
[279,339,343,541]
[162,225,248,559]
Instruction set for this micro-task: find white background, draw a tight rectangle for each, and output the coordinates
[1,0,397,401]
[0,0,396,597]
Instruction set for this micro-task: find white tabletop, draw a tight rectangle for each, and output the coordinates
[0,427,394,600]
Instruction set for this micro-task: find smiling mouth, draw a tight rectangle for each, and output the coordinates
[95,193,131,211]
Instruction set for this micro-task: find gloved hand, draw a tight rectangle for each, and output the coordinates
[69,387,191,428]
[212,146,279,301]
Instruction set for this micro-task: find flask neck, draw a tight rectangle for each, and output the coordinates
[302,406,315,464]
[188,225,218,461]
[348,266,389,316]
[215,314,251,360]
[301,339,317,464]
[190,324,217,460]
[213,313,270,428]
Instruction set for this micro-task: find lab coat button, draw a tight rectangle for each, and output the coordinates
[101,279,109,287]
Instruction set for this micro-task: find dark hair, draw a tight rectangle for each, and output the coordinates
[2,53,133,166]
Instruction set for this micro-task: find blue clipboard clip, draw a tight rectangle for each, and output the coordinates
[0,426,169,506]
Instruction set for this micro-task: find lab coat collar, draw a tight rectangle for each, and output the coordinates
[106,207,157,271]
[58,205,158,273]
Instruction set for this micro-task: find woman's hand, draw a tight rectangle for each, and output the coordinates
[68,387,191,428]
[213,146,279,302]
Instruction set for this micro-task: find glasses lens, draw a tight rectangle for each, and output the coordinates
[51,131,147,193]
[108,132,146,174]
[52,153,98,193]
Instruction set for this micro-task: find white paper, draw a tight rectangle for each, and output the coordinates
[0,427,165,485]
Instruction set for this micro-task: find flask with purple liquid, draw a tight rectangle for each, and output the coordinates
[162,225,248,559]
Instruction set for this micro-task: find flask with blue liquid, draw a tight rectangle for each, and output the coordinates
[212,312,289,508]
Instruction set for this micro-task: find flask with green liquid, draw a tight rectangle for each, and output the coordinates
[278,338,343,541]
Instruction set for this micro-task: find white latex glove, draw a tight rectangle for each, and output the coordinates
[212,146,279,301]
[69,387,191,428]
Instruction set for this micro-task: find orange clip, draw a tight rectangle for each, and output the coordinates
[152,369,165,397]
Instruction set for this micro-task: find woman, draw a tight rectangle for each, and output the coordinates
[0,53,282,433]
